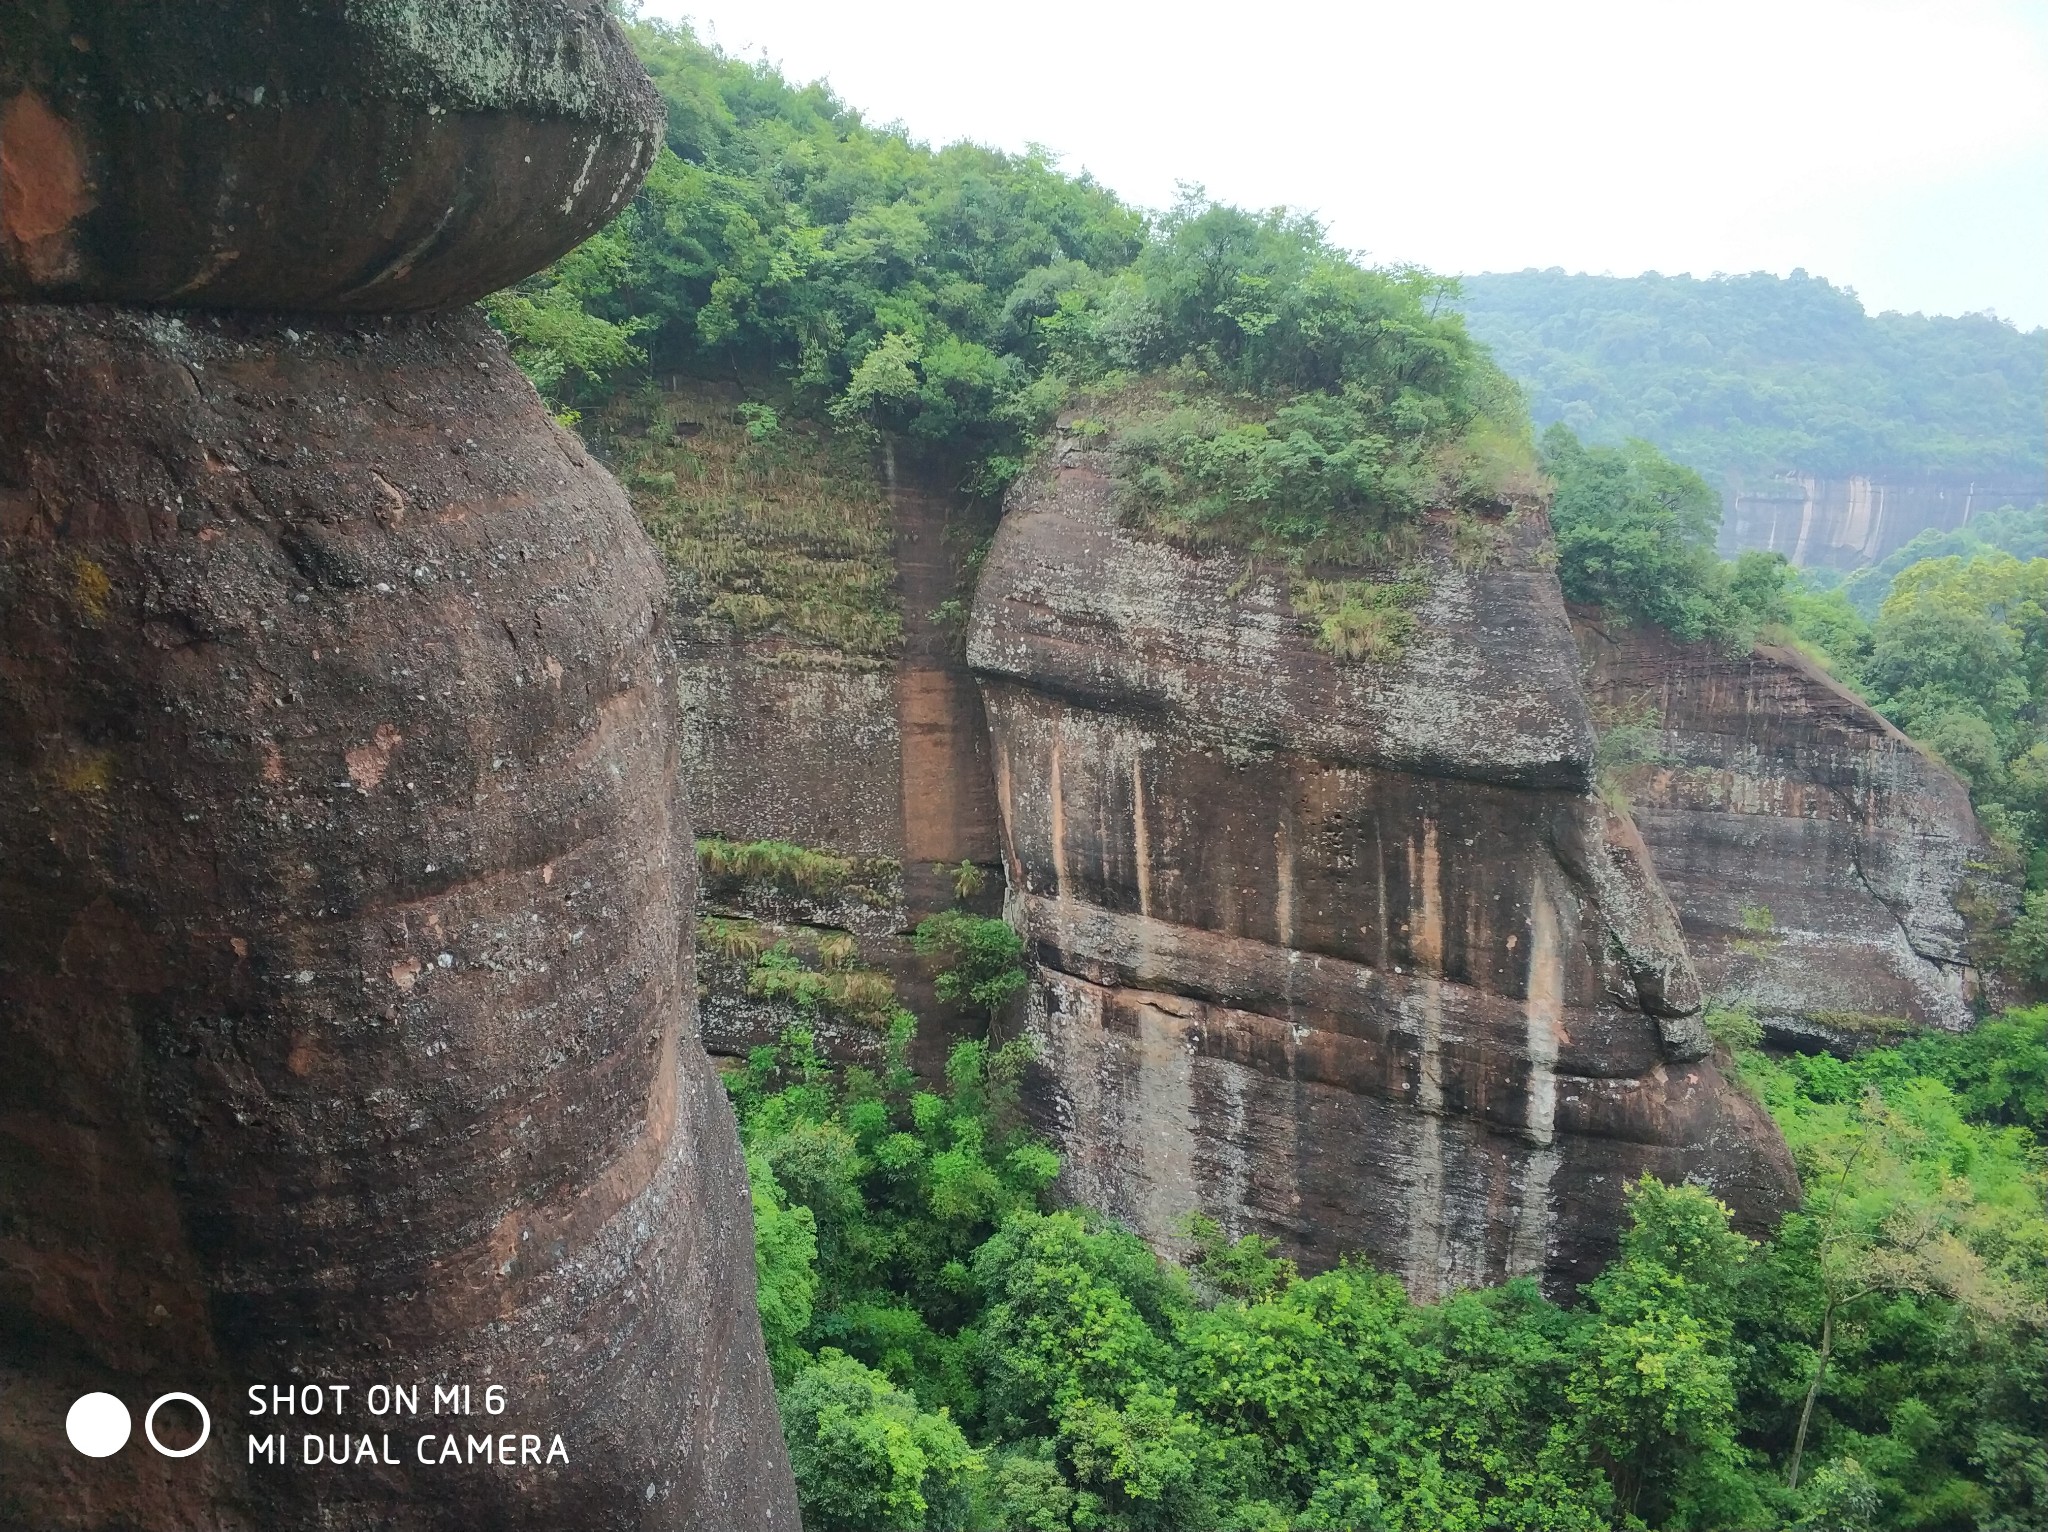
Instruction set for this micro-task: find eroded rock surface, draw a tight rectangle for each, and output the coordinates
[0,309,793,1528]
[0,0,662,309]
[968,430,1797,1293]
[1573,610,1994,1046]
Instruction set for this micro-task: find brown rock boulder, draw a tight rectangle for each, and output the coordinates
[1573,609,1997,1046]
[968,427,1797,1294]
[0,0,662,309]
[0,307,794,1529]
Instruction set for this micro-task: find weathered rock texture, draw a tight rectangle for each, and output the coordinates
[1718,471,2044,570]
[967,429,1797,1294]
[0,307,793,1529]
[627,391,1005,1072]
[1573,610,1994,1047]
[1,0,662,309]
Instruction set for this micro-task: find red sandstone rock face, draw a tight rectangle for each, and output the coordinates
[1572,609,1995,1045]
[0,307,793,1529]
[968,428,1798,1293]
[0,1,662,309]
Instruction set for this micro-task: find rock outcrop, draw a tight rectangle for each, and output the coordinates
[967,428,1797,1294]
[1573,610,1995,1047]
[0,9,794,1530]
[0,0,661,310]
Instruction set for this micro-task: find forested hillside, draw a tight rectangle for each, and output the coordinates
[491,23,2048,1530]
[1456,270,2047,483]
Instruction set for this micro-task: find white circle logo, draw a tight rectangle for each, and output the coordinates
[144,1393,211,1458]
[66,1393,132,1457]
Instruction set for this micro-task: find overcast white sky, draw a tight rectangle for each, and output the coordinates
[641,0,2048,329]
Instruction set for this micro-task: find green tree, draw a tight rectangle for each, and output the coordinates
[911,911,1029,1020]
[780,1350,981,1531]
[1542,424,1765,644]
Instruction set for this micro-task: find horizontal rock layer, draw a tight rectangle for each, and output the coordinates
[0,307,791,1529]
[0,0,661,308]
[970,432,1797,1293]
[1573,610,1993,1044]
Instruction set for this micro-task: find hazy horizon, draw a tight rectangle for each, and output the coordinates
[642,0,2048,331]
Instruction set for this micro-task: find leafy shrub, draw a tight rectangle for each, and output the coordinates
[911,912,1028,1019]
[781,1350,980,1532]
[1289,577,1425,663]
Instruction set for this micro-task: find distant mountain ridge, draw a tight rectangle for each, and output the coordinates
[1457,269,2045,568]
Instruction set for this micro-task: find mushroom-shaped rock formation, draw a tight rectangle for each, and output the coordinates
[0,8,794,1530]
[0,0,664,309]
[968,427,1799,1295]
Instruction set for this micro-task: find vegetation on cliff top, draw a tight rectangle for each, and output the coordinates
[489,19,1532,555]
[1544,427,2046,974]
[738,1002,2047,1531]
[1457,269,2047,482]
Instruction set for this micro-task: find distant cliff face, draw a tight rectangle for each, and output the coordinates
[1572,610,1997,1047]
[967,427,1798,1294]
[1718,472,2044,570]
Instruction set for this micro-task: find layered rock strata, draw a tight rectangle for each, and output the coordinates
[1,0,662,310]
[0,8,794,1529]
[968,429,1798,1294]
[1573,610,1994,1047]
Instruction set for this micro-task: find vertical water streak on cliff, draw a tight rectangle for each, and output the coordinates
[1049,724,1070,902]
[1510,872,1567,1278]
[1403,820,1450,1299]
[1275,811,1297,950]
[1132,751,1154,918]
[1132,997,1201,1245]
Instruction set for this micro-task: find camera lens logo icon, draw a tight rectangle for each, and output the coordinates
[65,1394,130,1458]
[66,1392,211,1458]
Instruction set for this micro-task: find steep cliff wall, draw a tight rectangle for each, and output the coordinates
[1572,611,1994,1046]
[1718,472,2044,570]
[0,7,794,1526]
[608,387,1002,1070]
[968,427,1797,1294]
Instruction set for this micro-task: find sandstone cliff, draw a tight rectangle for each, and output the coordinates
[1573,610,1996,1048]
[0,7,794,1528]
[1718,471,2043,571]
[967,426,1798,1294]
[602,386,1004,1072]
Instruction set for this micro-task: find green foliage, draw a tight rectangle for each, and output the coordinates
[699,836,856,893]
[1289,576,1425,663]
[1458,269,2047,482]
[496,17,1142,480]
[1543,424,1775,646]
[741,1007,2047,1529]
[747,941,903,1028]
[1088,203,1535,551]
[1864,552,2048,888]
[1728,1017,2048,1528]
[912,911,1028,1019]
[491,23,1532,535]
[615,382,903,656]
[781,1350,981,1532]
[1822,504,2046,620]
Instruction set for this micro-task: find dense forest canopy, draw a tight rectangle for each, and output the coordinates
[731,967,2047,1532]
[489,18,1530,531]
[1457,269,2048,483]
